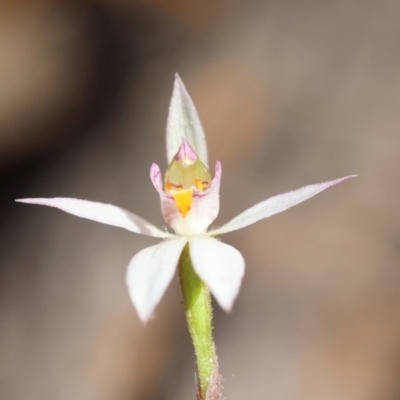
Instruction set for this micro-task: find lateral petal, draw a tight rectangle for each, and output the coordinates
[211,175,356,235]
[16,198,173,238]
[166,74,208,166]
[189,237,245,312]
[126,238,187,323]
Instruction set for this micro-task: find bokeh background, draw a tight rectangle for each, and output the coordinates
[1,1,400,399]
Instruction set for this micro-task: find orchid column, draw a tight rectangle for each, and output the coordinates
[17,75,355,400]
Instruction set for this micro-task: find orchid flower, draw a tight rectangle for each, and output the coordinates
[17,75,354,324]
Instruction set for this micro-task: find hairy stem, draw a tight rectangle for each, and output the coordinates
[178,243,216,399]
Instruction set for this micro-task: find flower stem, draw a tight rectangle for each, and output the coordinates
[178,243,219,399]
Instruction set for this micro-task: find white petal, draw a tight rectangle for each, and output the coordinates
[211,175,356,235]
[189,237,245,312]
[16,198,173,239]
[126,238,187,323]
[151,162,221,235]
[166,74,208,166]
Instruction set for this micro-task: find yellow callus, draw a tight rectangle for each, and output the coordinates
[171,189,193,218]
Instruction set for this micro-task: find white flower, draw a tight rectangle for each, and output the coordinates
[17,75,355,323]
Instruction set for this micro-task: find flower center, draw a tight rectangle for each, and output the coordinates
[164,140,211,218]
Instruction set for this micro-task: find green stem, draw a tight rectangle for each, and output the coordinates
[178,243,215,399]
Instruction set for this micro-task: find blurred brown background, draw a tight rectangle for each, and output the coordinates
[1,1,400,399]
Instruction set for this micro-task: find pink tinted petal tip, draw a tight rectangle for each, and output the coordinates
[150,163,164,193]
[214,161,222,180]
[175,138,197,162]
